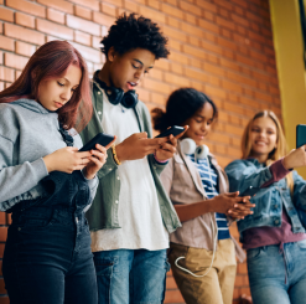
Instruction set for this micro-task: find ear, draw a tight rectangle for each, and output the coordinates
[107,47,116,62]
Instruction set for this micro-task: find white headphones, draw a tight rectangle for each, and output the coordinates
[180,138,209,160]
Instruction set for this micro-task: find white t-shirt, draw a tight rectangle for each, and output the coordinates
[90,91,169,252]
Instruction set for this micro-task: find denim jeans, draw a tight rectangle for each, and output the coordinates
[93,249,170,304]
[247,239,306,304]
[3,206,98,304]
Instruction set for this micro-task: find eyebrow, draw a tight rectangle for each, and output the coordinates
[133,58,154,69]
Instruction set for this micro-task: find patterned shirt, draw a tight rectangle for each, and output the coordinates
[187,154,230,240]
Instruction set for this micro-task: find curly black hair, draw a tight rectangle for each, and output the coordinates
[101,13,169,59]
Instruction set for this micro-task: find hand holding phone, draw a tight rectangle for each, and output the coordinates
[80,133,115,152]
[155,125,186,138]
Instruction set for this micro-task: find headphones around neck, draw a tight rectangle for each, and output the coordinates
[180,138,209,160]
[94,72,138,109]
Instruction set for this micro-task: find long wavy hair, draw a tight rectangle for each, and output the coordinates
[241,110,294,193]
[0,40,92,132]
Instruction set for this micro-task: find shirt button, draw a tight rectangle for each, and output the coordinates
[115,200,119,204]
[98,111,101,115]
[109,168,112,171]
[18,227,21,231]
[98,91,101,95]
[153,166,157,170]
[274,204,278,209]
[117,176,120,180]
[275,220,279,225]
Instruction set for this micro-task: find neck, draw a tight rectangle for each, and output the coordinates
[98,63,112,87]
[249,151,268,164]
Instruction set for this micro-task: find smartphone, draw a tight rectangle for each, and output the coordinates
[239,186,258,197]
[79,133,115,152]
[155,125,185,138]
[296,124,306,148]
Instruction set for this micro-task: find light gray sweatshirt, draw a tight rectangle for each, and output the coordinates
[0,98,98,211]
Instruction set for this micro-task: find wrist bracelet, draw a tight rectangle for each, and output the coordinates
[112,145,121,165]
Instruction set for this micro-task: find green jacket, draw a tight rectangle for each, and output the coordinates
[80,79,181,233]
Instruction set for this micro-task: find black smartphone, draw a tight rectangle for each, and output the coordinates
[155,125,185,138]
[79,133,115,152]
[296,124,306,148]
[239,186,258,197]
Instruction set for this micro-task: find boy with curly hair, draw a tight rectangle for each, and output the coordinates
[80,13,184,304]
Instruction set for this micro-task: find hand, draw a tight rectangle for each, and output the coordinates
[283,145,306,170]
[155,125,189,161]
[208,192,255,219]
[115,132,169,162]
[43,147,92,174]
[83,138,116,179]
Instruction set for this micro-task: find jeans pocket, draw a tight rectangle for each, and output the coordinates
[247,247,262,260]
[165,260,171,272]
[94,256,118,276]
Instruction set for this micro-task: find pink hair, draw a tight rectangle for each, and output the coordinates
[0,40,92,132]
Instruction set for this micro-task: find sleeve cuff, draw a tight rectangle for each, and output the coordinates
[154,153,168,165]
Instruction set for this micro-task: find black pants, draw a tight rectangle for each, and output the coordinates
[3,206,98,304]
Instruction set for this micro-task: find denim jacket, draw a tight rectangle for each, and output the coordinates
[79,78,181,233]
[225,159,306,237]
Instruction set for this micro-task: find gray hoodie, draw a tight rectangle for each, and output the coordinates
[0,98,98,211]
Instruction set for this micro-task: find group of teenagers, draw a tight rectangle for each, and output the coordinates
[1,12,306,304]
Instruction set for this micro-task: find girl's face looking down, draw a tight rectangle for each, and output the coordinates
[249,116,277,161]
[183,102,214,146]
[36,64,82,112]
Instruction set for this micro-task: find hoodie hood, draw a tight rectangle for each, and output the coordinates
[11,98,57,116]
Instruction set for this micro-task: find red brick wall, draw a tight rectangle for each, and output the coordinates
[0,0,280,303]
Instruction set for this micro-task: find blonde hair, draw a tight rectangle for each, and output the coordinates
[241,110,294,193]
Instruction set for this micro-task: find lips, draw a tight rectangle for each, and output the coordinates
[54,101,63,108]
[127,82,138,90]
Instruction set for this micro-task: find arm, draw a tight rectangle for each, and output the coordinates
[225,160,273,195]
[0,135,49,207]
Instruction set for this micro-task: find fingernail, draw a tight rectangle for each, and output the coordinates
[228,210,232,213]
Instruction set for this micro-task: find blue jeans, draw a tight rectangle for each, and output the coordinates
[247,239,306,304]
[93,249,170,304]
[3,206,98,304]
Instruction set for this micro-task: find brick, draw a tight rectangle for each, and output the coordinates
[123,0,139,14]
[171,62,183,75]
[161,3,183,19]
[67,15,100,36]
[139,6,166,24]
[168,50,189,65]
[227,71,257,87]
[204,10,214,22]
[0,35,15,51]
[15,12,35,28]
[203,62,225,77]
[219,7,230,18]
[150,91,167,106]
[165,72,190,86]
[168,39,181,51]
[70,42,101,63]
[195,0,217,13]
[216,16,235,30]
[198,19,219,34]
[180,21,204,38]
[190,57,202,69]
[231,13,249,27]
[37,0,73,14]
[70,0,99,11]
[185,12,196,24]
[166,276,178,289]
[142,78,172,95]
[136,87,150,103]
[185,67,208,82]
[149,69,163,81]
[5,53,29,70]
[184,44,206,59]
[92,36,102,49]
[164,290,184,303]
[104,0,123,6]
[101,2,117,17]
[154,59,170,71]
[0,227,7,242]
[0,212,5,225]
[7,0,46,17]
[16,41,36,57]
[47,8,65,24]
[165,0,177,5]
[5,23,45,45]
[93,11,116,27]
[162,26,187,43]
[0,53,2,66]
[0,7,14,22]
[15,70,22,79]
[75,5,92,20]
[73,30,91,46]
[147,0,160,10]
[166,16,180,28]
[37,19,73,40]
[180,1,201,16]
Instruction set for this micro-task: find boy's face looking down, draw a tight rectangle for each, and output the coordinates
[102,47,155,93]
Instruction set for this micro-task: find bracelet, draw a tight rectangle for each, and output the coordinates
[112,145,121,165]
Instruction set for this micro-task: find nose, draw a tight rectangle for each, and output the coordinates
[60,88,71,102]
[201,121,208,131]
[134,68,144,81]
